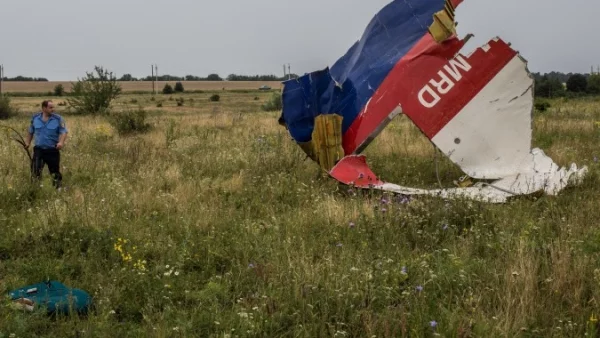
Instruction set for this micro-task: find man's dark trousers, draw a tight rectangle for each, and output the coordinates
[31,146,62,188]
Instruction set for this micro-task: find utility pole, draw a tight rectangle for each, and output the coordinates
[283,64,287,79]
[0,64,4,95]
[287,64,291,80]
[151,64,159,94]
[151,64,155,94]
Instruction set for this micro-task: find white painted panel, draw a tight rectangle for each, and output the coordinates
[431,55,534,179]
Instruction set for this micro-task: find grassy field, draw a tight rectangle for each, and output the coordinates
[0,81,283,94]
[0,92,599,337]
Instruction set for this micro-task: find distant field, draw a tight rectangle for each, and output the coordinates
[0,81,283,93]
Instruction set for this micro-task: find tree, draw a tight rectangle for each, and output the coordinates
[174,82,184,93]
[206,74,223,81]
[566,74,587,93]
[163,83,174,94]
[67,66,122,115]
[587,74,600,95]
[119,74,136,81]
[535,76,565,98]
[53,84,65,97]
[0,95,18,120]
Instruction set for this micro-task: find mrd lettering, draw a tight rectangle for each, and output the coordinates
[418,55,472,108]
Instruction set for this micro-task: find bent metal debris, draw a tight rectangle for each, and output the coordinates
[278,0,588,203]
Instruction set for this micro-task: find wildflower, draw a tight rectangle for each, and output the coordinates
[396,194,411,204]
[349,222,356,228]
[380,197,389,205]
[336,243,343,247]
[430,320,438,328]
[248,263,255,269]
[416,285,423,292]
[590,313,598,323]
[594,156,598,163]
[401,266,407,275]
[442,224,449,231]
[174,271,180,276]
[381,207,387,213]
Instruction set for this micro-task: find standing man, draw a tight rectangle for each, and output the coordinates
[25,100,68,188]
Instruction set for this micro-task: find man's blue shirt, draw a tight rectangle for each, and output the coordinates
[28,113,68,149]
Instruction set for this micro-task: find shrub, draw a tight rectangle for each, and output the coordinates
[53,84,65,97]
[108,108,151,135]
[156,102,163,108]
[66,66,121,115]
[174,82,184,93]
[0,96,18,120]
[534,99,551,112]
[261,92,282,111]
[209,94,220,102]
[176,97,184,107]
[67,66,122,115]
[163,84,174,95]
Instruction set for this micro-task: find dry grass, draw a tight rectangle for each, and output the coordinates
[0,94,599,337]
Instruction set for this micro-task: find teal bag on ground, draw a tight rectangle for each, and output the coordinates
[8,280,93,316]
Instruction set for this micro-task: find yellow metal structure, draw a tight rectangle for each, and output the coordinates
[299,114,345,171]
[428,0,457,43]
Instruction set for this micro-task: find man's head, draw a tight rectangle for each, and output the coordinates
[41,100,55,114]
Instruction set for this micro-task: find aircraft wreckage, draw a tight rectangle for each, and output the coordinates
[278,0,588,203]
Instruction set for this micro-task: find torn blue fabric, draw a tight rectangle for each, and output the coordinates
[281,0,446,143]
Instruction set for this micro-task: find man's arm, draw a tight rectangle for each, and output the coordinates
[56,116,68,150]
[57,132,67,150]
[25,127,33,148]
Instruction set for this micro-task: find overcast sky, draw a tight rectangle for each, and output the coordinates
[0,0,597,80]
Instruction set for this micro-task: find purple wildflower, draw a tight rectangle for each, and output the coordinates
[442,224,449,231]
[430,320,438,328]
[349,222,356,228]
[381,197,389,205]
[416,285,423,292]
[248,263,255,269]
[381,207,387,213]
[396,195,411,204]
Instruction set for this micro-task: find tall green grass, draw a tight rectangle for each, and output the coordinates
[0,96,599,337]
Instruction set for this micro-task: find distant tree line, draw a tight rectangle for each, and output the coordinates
[1,76,48,82]
[532,72,600,98]
[117,73,298,82]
